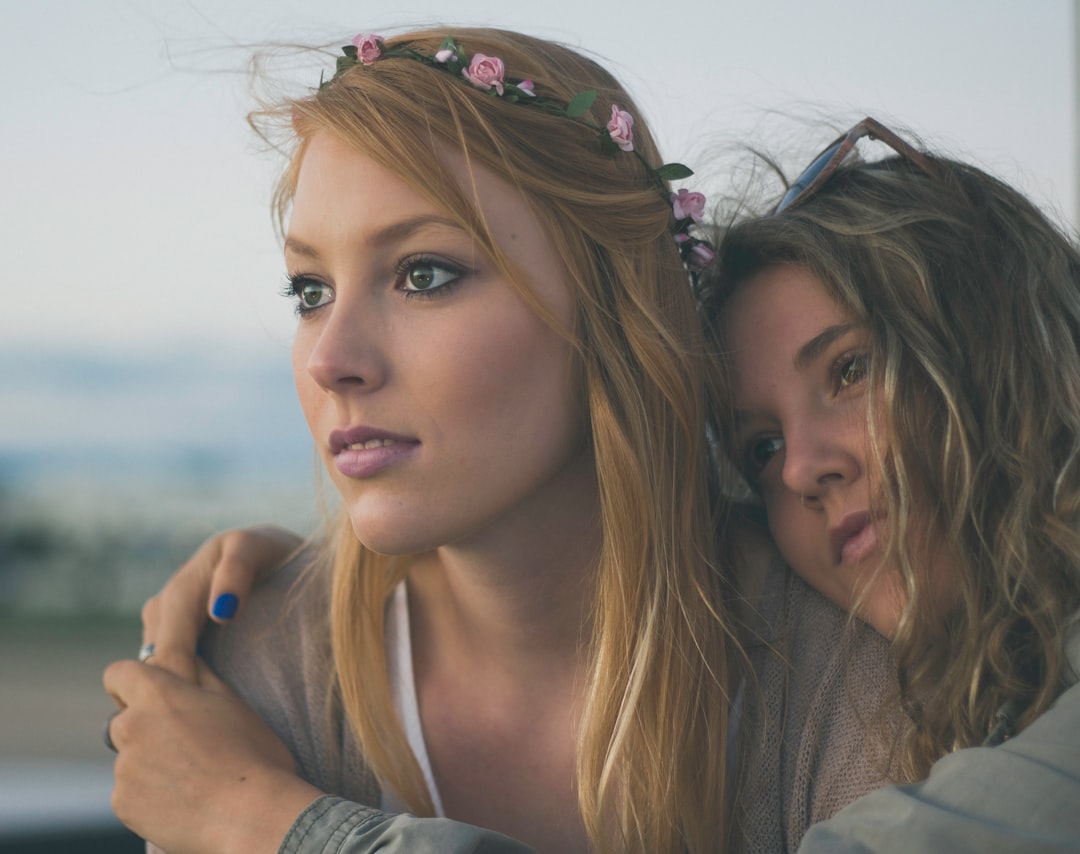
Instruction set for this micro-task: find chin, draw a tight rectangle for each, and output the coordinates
[346,512,443,558]
[859,606,900,640]
[854,579,906,641]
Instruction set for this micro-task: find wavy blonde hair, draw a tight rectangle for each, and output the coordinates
[706,153,1080,780]
[254,28,740,851]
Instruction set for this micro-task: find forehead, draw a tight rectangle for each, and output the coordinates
[723,264,848,355]
[288,131,575,320]
[289,133,435,230]
[289,133,515,248]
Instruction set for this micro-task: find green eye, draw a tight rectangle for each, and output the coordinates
[404,261,461,293]
[301,282,331,307]
[283,276,333,315]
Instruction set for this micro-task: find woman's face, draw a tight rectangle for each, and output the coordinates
[724,264,905,637]
[285,132,593,557]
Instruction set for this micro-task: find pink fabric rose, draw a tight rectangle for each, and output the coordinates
[462,53,506,95]
[517,79,536,97]
[606,105,634,152]
[351,34,384,66]
[434,48,454,64]
[672,188,707,223]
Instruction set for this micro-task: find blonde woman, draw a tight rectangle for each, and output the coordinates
[104,27,748,853]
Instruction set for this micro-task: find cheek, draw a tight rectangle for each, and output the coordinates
[430,314,580,445]
[764,490,821,576]
[764,483,878,615]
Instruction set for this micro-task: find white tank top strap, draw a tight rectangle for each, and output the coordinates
[381,579,446,816]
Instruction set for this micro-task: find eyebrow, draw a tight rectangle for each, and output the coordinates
[794,323,854,369]
[284,214,465,260]
[731,322,858,429]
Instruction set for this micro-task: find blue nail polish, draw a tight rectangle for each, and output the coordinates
[212,593,239,620]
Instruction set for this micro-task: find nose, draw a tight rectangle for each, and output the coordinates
[780,414,862,503]
[300,298,386,394]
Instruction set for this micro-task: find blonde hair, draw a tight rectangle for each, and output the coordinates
[256,28,739,851]
[707,153,1080,780]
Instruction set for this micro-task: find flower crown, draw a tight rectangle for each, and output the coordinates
[323,34,716,275]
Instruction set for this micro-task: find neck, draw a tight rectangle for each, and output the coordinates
[407,451,601,680]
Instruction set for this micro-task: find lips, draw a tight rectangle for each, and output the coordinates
[329,425,419,455]
[328,425,420,479]
[829,511,880,566]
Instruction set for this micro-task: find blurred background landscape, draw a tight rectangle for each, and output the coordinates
[0,342,315,615]
[0,342,316,849]
[1,0,1075,848]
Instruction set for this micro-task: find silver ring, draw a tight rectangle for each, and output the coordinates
[104,711,120,753]
[138,642,156,663]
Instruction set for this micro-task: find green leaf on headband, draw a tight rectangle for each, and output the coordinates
[336,55,357,77]
[566,89,597,118]
[342,44,359,60]
[655,163,694,180]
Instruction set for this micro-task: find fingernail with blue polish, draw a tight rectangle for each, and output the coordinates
[212,593,239,620]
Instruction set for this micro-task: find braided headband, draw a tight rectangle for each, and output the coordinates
[322,34,716,275]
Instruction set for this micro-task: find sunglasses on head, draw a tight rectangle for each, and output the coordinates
[774,117,936,213]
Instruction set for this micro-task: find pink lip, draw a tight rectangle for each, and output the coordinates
[328,425,420,479]
[829,511,879,566]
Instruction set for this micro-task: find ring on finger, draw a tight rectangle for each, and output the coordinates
[103,711,120,753]
[138,642,156,663]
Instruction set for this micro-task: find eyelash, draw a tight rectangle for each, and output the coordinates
[281,256,468,318]
[740,435,783,486]
[830,350,869,393]
[395,255,466,299]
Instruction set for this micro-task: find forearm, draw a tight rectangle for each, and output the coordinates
[798,676,1080,853]
[143,773,323,854]
[225,771,326,854]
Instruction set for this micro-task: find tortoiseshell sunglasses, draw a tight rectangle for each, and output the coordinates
[775,117,936,213]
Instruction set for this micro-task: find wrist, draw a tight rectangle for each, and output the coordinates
[221,769,324,854]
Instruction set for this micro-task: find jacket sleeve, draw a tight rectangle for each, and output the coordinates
[797,656,1080,853]
[279,796,537,854]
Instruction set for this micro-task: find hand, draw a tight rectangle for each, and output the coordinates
[141,525,303,681]
[104,658,322,854]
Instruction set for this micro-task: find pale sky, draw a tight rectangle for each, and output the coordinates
[2,0,1074,353]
